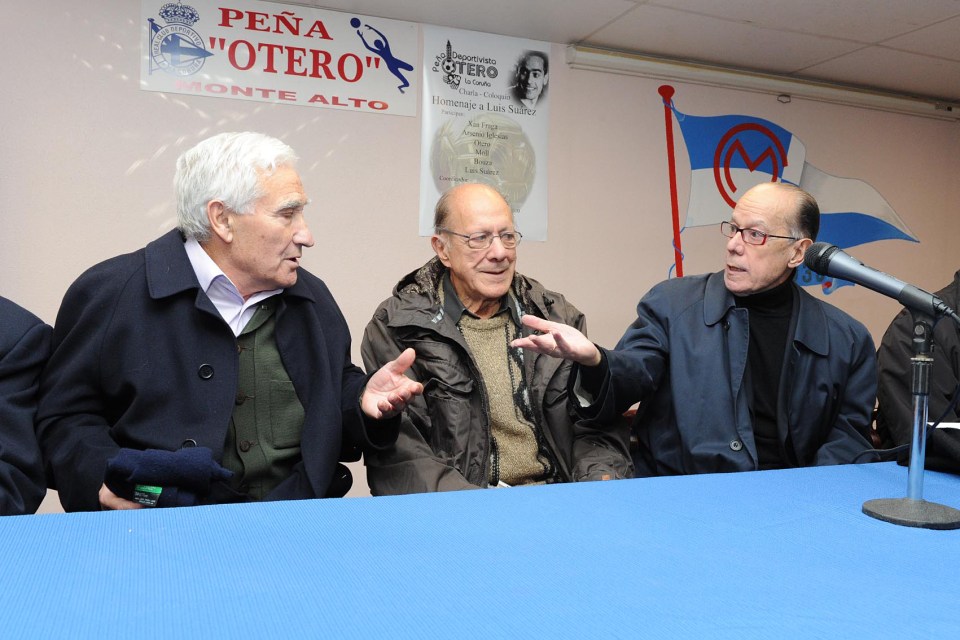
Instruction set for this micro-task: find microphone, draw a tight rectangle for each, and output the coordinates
[803,242,959,322]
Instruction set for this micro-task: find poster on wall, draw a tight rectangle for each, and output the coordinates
[140,0,418,116]
[419,26,550,239]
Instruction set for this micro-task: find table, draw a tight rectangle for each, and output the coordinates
[1,462,958,638]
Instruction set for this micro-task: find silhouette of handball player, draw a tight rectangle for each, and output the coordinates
[351,17,414,94]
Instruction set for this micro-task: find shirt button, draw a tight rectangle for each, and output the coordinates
[729,440,743,451]
[197,364,214,380]
[239,440,253,452]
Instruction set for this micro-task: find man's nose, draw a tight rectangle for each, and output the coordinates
[295,218,315,248]
[487,235,510,258]
[726,230,744,253]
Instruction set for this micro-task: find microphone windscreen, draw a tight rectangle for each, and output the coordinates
[803,242,838,275]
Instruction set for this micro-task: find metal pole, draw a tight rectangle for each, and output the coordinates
[906,353,932,500]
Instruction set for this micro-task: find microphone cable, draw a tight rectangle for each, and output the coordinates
[853,380,960,463]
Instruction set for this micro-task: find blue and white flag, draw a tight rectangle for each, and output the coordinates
[676,110,806,227]
[670,99,917,292]
[799,163,915,247]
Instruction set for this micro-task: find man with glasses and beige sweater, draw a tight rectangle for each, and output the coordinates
[514,182,877,476]
[361,183,630,494]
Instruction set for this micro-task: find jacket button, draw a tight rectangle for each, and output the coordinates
[180,439,197,449]
[729,440,743,451]
[235,392,248,405]
[239,440,253,452]
[198,364,214,379]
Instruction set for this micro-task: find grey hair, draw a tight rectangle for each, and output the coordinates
[433,188,456,233]
[175,132,298,241]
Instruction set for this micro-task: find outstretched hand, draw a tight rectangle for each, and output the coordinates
[511,315,602,367]
[361,348,424,419]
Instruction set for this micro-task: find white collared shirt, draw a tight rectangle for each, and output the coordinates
[184,237,281,336]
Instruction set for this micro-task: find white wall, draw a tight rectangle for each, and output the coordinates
[4,2,959,512]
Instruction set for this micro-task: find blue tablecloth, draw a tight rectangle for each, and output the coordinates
[1,462,958,638]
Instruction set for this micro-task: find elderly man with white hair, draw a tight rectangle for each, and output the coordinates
[38,132,422,511]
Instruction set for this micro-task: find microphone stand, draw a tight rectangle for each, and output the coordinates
[863,312,960,529]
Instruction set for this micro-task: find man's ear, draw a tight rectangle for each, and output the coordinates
[431,235,452,267]
[789,237,813,269]
[207,201,232,243]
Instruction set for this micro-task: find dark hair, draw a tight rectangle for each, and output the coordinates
[519,51,548,75]
[792,186,820,241]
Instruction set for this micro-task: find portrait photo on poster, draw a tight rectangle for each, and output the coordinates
[511,50,549,109]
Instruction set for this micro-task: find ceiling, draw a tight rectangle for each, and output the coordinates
[273,0,960,104]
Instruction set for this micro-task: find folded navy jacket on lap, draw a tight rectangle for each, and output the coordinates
[105,447,236,508]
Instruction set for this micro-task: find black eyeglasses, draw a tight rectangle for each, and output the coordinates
[438,228,522,250]
[720,221,798,246]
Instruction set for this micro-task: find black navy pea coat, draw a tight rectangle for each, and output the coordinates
[37,230,395,511]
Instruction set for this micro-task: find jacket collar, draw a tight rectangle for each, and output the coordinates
[145,230,201,300]
[703,271,736,326]
[440,270,525,327]
[950,269,960,303]
[703,270,829,356]
[144,229,315,303]
[791,286,829,356]
[387,257,548,329]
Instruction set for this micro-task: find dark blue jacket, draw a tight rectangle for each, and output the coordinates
[37,230,396,511]
[574,272,876,476]
[0,297,49,515]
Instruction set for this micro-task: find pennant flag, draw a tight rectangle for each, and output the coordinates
[663,88,917,294]
[674,110,806,228]
[799,163,916,247]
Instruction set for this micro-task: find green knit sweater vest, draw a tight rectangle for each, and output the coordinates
[222,300,305,500]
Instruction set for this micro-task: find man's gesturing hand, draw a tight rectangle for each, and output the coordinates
[511,315,602,367]
[361,348,424,419]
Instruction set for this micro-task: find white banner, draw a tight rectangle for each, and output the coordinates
[420,27,550,239]
[140,0,418,116]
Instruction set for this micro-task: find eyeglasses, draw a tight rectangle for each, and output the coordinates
[720,221,798,246]
[438,228,523,250]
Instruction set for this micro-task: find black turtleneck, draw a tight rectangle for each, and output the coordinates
[735,277,795,470]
